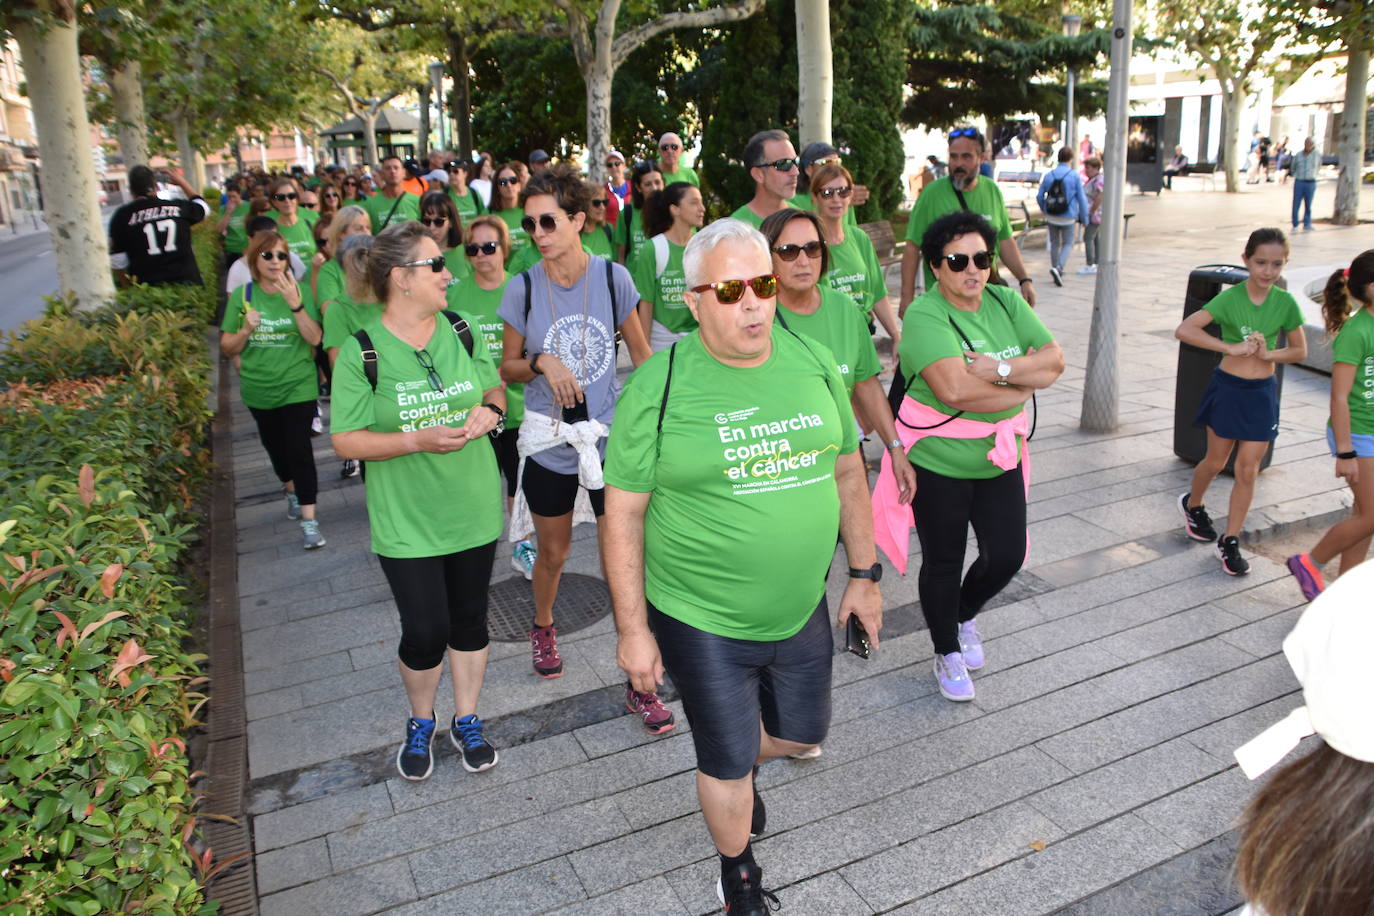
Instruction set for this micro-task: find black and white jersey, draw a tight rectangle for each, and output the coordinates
[108,196,211,286]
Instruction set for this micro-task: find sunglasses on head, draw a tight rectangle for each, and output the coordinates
[818,185,852,200]
[400,254,446,273]
[660,143,680,151]
[813,156,842,168]
[497,177,520,187]
[949,127,979,140]
[259,250,289,261]
[414,348,443,394]
[272,192,298,201]
[941,250,993,272]
[690,273,778,303]
[445,161,465,170]
[520,212,565,235]
[755,157,798,172]
[421,217,448,227]
[773,241,823,262]
[465,241,500,257]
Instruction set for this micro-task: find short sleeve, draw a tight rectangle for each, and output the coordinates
[901,301,964,374]
[1282,292,1305,331]
[322,302,352,350]
[316,262,344,307]
[329,335,376,434]
[823,354,861,454]
[456,310,500,392]
[851,310,881,382]
[1331,323,1367,366]
[628,244,655,304]
[1009,292,1053,349]
[108,212,127,255]
[497,274,529,339]
[603,351,670,492]
[1202,288,1229,323]
[221,286,246,334]
[904,195,929,244]
[610,261,641,326]
[991,187,1013,241]
[182,199,208,226]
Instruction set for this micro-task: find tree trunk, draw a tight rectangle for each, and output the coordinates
[172,115,205,190]
[418,82,431,160]
[584,50,614,183]
[449,30,473,160]
[109,59,149,177]
[12,13,116,309]
[794,0,833,149]
[1220,81,1244,193]
[1333,43,1367,225]
[230,138,244,174]
[362,111,380,166]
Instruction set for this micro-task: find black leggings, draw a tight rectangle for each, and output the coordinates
[913,463,1026,656]
[247,400,319,505]
[379,540,497,670]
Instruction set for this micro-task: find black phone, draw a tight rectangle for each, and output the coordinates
[562,399,589,424]
[845,615,871,659]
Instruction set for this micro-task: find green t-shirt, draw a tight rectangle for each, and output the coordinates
[448,186,485,226]
[442,246,475,285]
[495,208,532,268]
[583,225,615,260]
[629,235,695,334]
[315,259,349,313]
[225,201,251,253]
[275,218,316,262]
[298,207,320,227]
[1202,282,1304,349]
[660,165,699,187]
[787,191,858,228]
[826,226,888,319]
[1331,307,1374,436]
[322,297,384,353]
[904,177,1013,289]
[362,191,421,232]
[727,203,766,230]
[603,328,859,641]
[221,283,321,410]
[446,276,524,426]
[613,205,649,262]
[331,312,504,558]
[897,285,1052,478]
[777,286,880,395]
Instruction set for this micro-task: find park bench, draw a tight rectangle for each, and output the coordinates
[996,169,1041,186]
[1182,161,1217,191]
[1009,199,1134,250]
[860,219,903,269]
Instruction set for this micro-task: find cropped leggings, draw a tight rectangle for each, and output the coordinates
[913,463,1026,656]
[247,400,318,505]
[379,540,497,670]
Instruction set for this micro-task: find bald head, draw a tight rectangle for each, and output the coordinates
[659,132,683,171]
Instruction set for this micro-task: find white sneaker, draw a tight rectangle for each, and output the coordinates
[511,539,536,580]
[1077,265,1096,275]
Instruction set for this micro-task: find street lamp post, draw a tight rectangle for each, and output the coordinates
[429,62,446,152]
[1063,14,1082,158]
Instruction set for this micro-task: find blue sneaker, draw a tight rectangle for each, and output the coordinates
[450,714,499,773]
[285,492,301,520]
[511,539,536,580]
[397,716,436,781]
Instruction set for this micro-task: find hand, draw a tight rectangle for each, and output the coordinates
[851,184,871,207]
[892,452,917,505]
[1020,281,1037,308]
[280,278,302,310]
[243,308,261,331]
[617,628,664,695]
[962,351,1003,383]
[1227,338,1257,357]
[411,424,470,454]
[1248,331,1270,361]
[311,251,327,270]
[1336,456,1360,483]
[837,579,883,651]
[538,354,584,408]
[459,404,499,440]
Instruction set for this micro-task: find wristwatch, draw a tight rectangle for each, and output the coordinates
[1018,277,1033,287]
[1337,450,1358,460]
[848,562,883,583]
[997,360,1012,380]
[480,402,506,436]
[885,438,904,451]
[290,304,305,313]
[528,353,544,375]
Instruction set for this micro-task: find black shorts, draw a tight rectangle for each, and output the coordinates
[521,455,605,518]
[491,427,519,499]
[649,598,833,780]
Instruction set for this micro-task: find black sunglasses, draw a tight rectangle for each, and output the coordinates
[300,201,318,209]
[773,241,823,262]
[322,191,340,199]
[272,192,298,201]
[941,250,993,272]
[497,177,520,187]
[400,255,446,273]
[660,143,681,151]
[520,213,565,235]
[590,199,607,208]
[414,348,443,394]
[421,217,448,227]
[755,158,797,172]
[690,274,777,304]
[818,185,852,200]
[604,160,622,168]
[343,180,358,186]
[259,250,289,261]
[465,241,500,257]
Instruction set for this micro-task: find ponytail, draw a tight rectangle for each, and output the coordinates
[1326,250,1374,337]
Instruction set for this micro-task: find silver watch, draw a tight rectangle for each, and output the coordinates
[996,360,1012,379]
[886,439,904,451]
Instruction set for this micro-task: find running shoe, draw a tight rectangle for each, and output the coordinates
[1077,265,1097,275]
[935,651,975,702]
[310,414,323,436]
[1285,553,1325,601]
[340,459,360,479]
[511,539,536,581]
[750,766,766,837]
[716,862,780,916]
[1050,266,1063,287]
[450,714,499,773]
[624,684,675,735]
[1217,535,1251,576]
[397,716,436,781]
[1178,492,1217,542]
[530,624,563,678]
[285,492,302,520]
[301,519,326,550]
[958,619,985,670]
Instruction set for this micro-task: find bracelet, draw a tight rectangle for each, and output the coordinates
[290,305,305,313]
[1018,277,1033,286]
[1337,450,1358,460]
[528,353,543,375]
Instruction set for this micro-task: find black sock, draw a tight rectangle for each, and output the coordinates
[720,842,754,876]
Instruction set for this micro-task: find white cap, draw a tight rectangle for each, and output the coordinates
[1234,560,1374,779]
[605,149,625,163]
[423,169,449,185]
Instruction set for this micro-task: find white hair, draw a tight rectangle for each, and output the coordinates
[683,218,771,289]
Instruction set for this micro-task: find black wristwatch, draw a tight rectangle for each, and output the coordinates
[528,353,544,375]
[1337,450,1358,460]
[1018,277,1033,287]
[480,402,506,437]
[848,562,883,583]
[290,304,305,313]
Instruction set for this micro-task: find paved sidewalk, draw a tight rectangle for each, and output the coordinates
[229,179,1374,915]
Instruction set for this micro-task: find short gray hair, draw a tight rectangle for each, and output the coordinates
[682,218,771,289]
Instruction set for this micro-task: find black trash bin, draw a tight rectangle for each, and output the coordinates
[1172,264,1285,472]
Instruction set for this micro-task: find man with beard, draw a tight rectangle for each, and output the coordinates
[898,127,1035,313]
[729,129,799,230]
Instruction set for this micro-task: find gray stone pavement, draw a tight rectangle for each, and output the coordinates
[227,177,1374,915]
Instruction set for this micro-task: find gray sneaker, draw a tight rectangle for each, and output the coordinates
[301,519,326,550]
[285,492,302,520]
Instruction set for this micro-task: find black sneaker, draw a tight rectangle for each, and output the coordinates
[1178,492,1217,542]
[716,862,781,915]
[340,459,360,479]
[450,714,499,773]
[750,766,766,837]
[397,716,436,781]
[1217,536,1251,576]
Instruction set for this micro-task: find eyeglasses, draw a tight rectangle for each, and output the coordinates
[940,250,993,272]
[300,201,318,209]
[690,273,778,303]
[772,241,823,262]
[400,255,447,272]
[520,212,565,235]
[949,127,979,140]
[322,192,340,199]
[343,180,358,186]
[812,156,842,168]
[414,348,443,394]
[421,217,448,227]
[445,161,466,171]
[754,157,798,172]
[465,241,500,257]
[660,143,681,151]
[497,177,520,187]
[272,192,298,202]
[590,199,607,208]
[259,250,289,261]
[817,185,852,200]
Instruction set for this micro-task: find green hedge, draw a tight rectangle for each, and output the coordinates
[0,222,222,915]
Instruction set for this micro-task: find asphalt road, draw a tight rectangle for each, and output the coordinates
[0,228,59,335]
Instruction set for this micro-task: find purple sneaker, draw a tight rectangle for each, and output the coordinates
[935,651,975,702]
[958,619,985,670]
[1285,553,1325,601]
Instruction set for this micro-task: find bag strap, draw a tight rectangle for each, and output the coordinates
[245,281,252,304]
[602,223,613,246]
[952,187,970,211]
[354,328,379,392]
[380,192,405,230]
[652,234,670,278]
[605,258,623,351]
[624,207,636,259]
[470,187,484,215]
[655,341,677,454]
[440,309,475,356]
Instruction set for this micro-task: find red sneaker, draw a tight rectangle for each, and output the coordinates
[625,684,675,734]
[529,625,563,678]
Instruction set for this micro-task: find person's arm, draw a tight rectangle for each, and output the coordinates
[899,244,919,315]
[333,423,471,461]
[637,299,654,339]
[834,449,883,648]
[962,340,1065,389]
[1174,309,1257,356]
[853,377,915,505]
[620,310,652,367]
[500,324,584,407]
[280,279,322,347]
[1329,363,1361,484]
[997,238,1036,307]
[871,295,900,344]
[1254,325,1307,365]
[455,385,506,441]
[605,486,664,694]
[921,356,1034,413]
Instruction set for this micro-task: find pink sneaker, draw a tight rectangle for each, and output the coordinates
[529,625,563,678]
[625,684,675,734]
[1285,553,1325,601]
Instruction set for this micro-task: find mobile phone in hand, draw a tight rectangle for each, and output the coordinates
[845,615,871,659]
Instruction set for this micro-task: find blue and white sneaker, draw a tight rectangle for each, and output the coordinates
[512,539,536,581]
[397,716,436,781]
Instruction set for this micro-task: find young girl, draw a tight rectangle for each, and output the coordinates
[1174,228,1307,575]
[1286,250,1374,599]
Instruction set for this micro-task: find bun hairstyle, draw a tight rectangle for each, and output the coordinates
[340,234,378,304]
[1323,249,1374,337]
[344,220,427,304]
[644,181,696,238]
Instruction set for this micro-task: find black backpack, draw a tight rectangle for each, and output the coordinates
[1043,171,1069,215]
[354,310,475,392]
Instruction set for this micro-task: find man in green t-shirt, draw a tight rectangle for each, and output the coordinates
[362,156,422,232]
[728,129,799,228]
[603,218,883,914]
[899,127,1036,312]
[657,132,699,187]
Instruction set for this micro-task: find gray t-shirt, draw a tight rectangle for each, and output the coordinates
[499,255,639,474]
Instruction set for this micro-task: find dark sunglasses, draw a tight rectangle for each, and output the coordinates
[400,255,446,273]
[414,348,443,394]
[660,143,681,151]
[949,127,979,139]
[497,177,520,187]
[445,161,466,170]
[342,180,358,186]
[322,191,340,199]
[272,192,298,201]
[520,213,564,235]
[465,241,500,257]
[604,160,622,168]
[690,273,778,303]
[421,217,448,227]
[300,201,318,209]
[773,241,823,262]
[941,250,993,272]
[818,185,852,200]
[259,250,289,261]
[590,199,607,208]
[755,157,797,172]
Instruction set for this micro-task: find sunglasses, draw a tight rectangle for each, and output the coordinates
[520,213,565,235]
[445,161,466,170]
[414,348,443,394]
[590,199,607,208]
[421,217,448,227]
[755,157,797,172]
[813,156,842,168]
[660,143,681,151]
[259,250,289,261]
[497,177,520,187]
[323,192,340,199]
[300,201,318,209]
[272,192,298,201]
[949,127,979,139]
[465,241,500,257]
[773,241,823,262]
[604,160,623,168]
[941,250,993,272]
[400,255,446,272]
[818,185,852,200]
[343,180,358,186]
[690,273,778,303]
